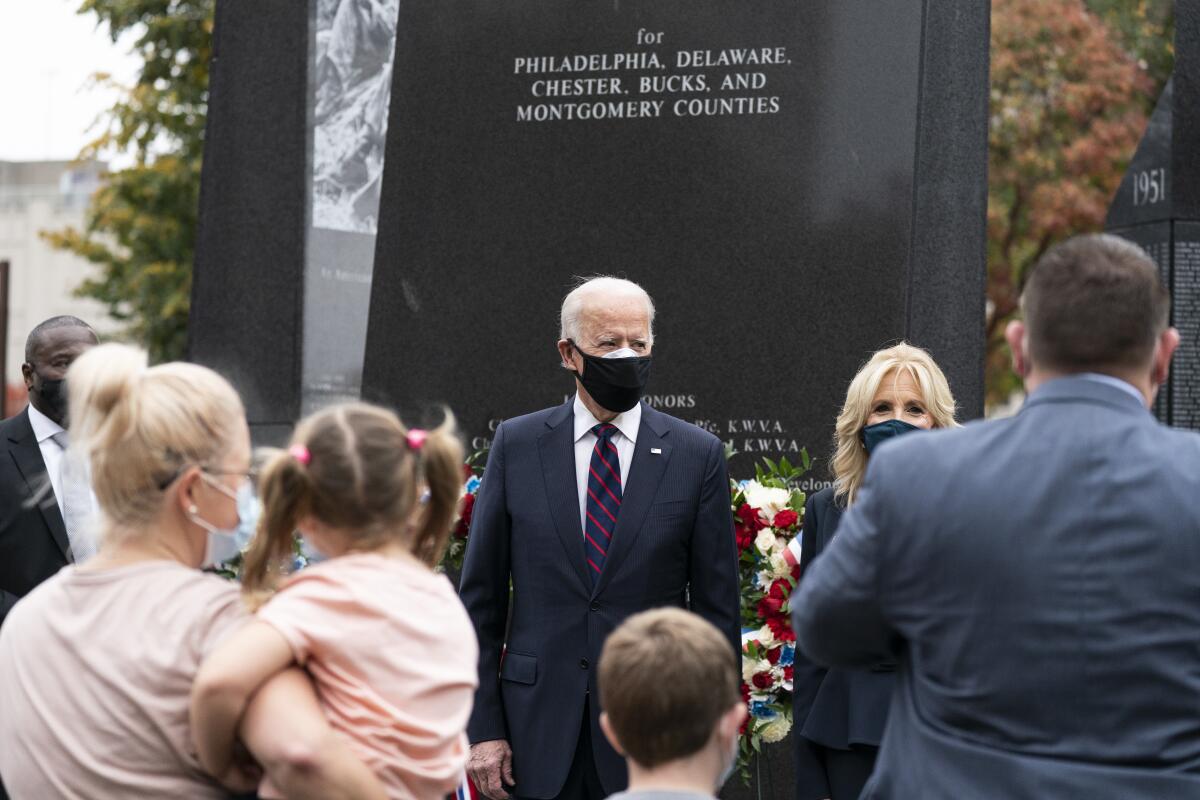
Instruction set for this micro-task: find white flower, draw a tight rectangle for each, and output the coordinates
[756,625,777,649]
[759,714,792,743]
[743,483,791,519]
[754,529,777,556]
[741,656,759,684]
[755,570,773,590]
[768,552,791,578]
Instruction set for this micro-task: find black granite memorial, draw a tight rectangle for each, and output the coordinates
[189,1,989,796]
[191,0,308,444]
[193,0,403,442]
[361,0,990,478]
[1106,8,1200,429]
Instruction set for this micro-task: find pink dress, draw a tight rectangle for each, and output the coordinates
[257,552,479,800]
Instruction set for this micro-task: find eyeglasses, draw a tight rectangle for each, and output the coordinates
[156,465,258,492]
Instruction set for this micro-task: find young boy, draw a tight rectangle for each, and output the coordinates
[597,608,747,800]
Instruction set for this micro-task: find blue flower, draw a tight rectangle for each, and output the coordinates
[466,476,481,493]
[749,701,777,720]
[778,644,795,667]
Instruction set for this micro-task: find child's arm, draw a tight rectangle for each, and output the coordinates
[241,668,388,800]
[191,620,295,784]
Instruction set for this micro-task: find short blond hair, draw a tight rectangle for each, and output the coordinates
[831,343,959,506]
[66,343,246,532]
[598,608,738,768]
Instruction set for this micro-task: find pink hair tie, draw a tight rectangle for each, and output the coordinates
[406,429,428,452]
[289,444,311,466]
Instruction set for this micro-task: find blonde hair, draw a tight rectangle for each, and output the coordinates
[66,343,246,531]
[831,343,959,507]
[241,402,464,601]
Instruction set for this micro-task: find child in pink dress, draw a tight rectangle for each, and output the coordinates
[191,403,478,800]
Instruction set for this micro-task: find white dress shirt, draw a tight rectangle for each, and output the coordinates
[26,403,98,561]
[573,395,640,535]
[26,403,66,507]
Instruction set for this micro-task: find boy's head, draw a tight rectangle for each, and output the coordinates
[598,608,745,789]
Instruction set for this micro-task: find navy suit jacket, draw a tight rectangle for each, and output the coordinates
[793,377,1200,798]
[459,400,740,799]
[0,409,71,628]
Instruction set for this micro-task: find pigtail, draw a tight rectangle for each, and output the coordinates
[408,410,464,567]
[241,446,313,608]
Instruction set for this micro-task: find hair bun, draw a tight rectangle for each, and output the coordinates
[67,343,148,456]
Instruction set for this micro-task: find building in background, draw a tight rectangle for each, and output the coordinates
[0,160,112,417]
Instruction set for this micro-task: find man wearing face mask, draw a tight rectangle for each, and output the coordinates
[793,234,1200,797]
[0,316,99,627]
[460,277,739,800]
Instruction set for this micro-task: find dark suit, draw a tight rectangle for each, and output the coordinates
[793,377,1200,798]
[459,400,740,799]
[0,408,71,627]
[792,487,892,800]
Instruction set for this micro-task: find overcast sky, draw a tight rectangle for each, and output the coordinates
[0,0,140,163]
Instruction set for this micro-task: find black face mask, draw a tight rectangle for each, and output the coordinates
[569,340,652,413]
[35,376,69,424]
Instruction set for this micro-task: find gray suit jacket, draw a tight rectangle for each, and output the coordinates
[792,376,1200,798]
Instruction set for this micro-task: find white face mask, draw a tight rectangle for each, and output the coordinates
[189,473,258,567]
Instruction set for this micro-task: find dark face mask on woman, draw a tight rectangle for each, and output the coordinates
[860,418,922,455]
[568,340,652,414]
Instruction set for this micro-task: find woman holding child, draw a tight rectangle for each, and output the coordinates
[0,343,478,800]
[0,344,385,799]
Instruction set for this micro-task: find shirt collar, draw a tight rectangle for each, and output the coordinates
[573,394,641,444]
[26,402,65,444]
[1074,373,1146,406]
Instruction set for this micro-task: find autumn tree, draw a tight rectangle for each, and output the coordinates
[985,0,1160,405]
[43,0,214,363]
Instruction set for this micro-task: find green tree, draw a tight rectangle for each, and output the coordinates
[986,0,1159,406]
[43,0,214,363]
[1086,0,1175,105]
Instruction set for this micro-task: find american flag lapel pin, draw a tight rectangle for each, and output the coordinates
[651,447,662,455]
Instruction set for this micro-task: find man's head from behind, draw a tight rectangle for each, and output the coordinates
[1005,233,1178,400]
[598,608,745,795]
[22,316,99,427]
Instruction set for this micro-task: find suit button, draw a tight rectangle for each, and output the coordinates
[590,602,600,612]
[579,658,589,670]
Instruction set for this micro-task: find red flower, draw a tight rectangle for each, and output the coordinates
[765,614,796,642]
[756,578,793,617]
[454,494,476,539]
[751,671,774,690]
[783,665,794,683]
[766,647,781,666]
[736,503,767,531]
[462,463,475,481]
[773,509,799,530]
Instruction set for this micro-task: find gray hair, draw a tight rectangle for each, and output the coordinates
[559,276,656,343]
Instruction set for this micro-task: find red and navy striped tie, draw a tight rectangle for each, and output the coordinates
[585,423,622,584]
